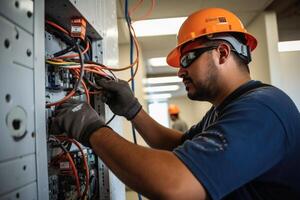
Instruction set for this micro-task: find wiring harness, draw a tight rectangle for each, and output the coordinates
[46,1,156,199]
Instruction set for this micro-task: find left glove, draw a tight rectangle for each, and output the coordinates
[50,99,106,147]
[95,78,142,120]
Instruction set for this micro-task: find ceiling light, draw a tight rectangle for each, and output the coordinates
[144,85,179,93]
[278,40,300,52]
[145,93,172,100]
[148,57,168,67]
[143,76,181,84]
[132,17,187,37]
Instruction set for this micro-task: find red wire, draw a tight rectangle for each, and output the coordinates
[65,152,81,197]
[70,139,90,198]
[49,136,81,197]
[129,0,143,16]
[129,0,156,21]
[46,90,76,108]
[46,20,90,59]
[46,20,69,35]
[57,136,90,198]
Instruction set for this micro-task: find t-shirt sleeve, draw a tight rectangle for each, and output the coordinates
[173,99,287,200]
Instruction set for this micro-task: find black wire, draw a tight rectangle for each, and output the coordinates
[107,69,117,80]
[86,37,93,60]
[53,45,77,57]
[84,77,102,90]
[45,23,76,47]
[74,41,85,91]
[82,60,117,81]
[79,43,90,61]
[105,114,116,125]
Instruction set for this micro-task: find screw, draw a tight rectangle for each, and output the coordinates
[5,94,11,103]
[4,39,10,48]
[26,49,32,57]
[27,11,32,18]
[15,1,19,8]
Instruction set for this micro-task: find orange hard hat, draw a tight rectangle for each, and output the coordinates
[167,8,257,67]
[168,104,180,115]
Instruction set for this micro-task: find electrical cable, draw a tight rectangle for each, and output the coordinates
[72,68,90,104]
[45,20,76,47]
[46,20,139,78]
[53,45,76,58]
[74,41,85,92]
[129,0,156,21]
[57,136,90,199]
[125,0,138,144]
[56,41,90,59]
[48,136,81,197]
[128,0,143,17]
[46,20,69,35]
[105,114,116,125]
[46,45,87,108]
[46,90,75,108]
[125,0,142,199]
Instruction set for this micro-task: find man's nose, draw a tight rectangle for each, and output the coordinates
[177,67,187,78]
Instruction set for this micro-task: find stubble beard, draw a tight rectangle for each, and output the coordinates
[187,61,220,102]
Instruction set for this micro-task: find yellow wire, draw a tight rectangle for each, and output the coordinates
[46,60,77,65]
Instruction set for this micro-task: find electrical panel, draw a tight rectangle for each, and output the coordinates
[0,0,125,199]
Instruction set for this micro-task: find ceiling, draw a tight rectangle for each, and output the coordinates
[266,0,300,41]
[116,0,300,99]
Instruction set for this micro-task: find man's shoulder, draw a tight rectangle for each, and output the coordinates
[234,85,300,143]
[240,85,298,116]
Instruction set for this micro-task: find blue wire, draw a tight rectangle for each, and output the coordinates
[125,1,142,200]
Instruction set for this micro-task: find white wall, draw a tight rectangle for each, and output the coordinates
[248,11,300,110]
[247,11,281,86]
[279,51,300,110]
[169,96,211,128]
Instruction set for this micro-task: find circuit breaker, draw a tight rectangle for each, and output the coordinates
[0,0,125,199]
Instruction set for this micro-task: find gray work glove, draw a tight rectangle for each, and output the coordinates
[50,99,106,147]
[95,78,142,120]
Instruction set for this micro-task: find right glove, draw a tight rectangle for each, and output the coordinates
[50,99,106,147]
[95,78,142,120]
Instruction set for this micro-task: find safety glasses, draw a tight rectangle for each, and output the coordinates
[180,46,217,68]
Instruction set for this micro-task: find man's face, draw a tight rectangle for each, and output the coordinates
[170,114,177,121]
[178,43,220,102]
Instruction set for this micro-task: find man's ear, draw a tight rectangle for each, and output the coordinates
[217,43,231,65]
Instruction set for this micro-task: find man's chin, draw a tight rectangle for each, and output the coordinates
[187,92,197,100]
[187,91,209,101]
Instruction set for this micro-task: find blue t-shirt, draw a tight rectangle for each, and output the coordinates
[174,80,300,200]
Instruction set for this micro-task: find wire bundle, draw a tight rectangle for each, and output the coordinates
[46,1,155,198]
[48,136,87,198]
[45,15,141,108]
[46,20,112,108]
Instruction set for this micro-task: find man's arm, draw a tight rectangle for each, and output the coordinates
[95,78,184,150]
[51,100,207,199]
[132,109,184,150]
[90,127,207,200]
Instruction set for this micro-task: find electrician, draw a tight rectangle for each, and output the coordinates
[51,8,300,199]
[168,104,188,132]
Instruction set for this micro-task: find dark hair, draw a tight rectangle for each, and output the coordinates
[203,39,250,73]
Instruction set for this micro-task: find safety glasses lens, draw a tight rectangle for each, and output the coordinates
[180,52,196,68]
[180,46,217,68]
